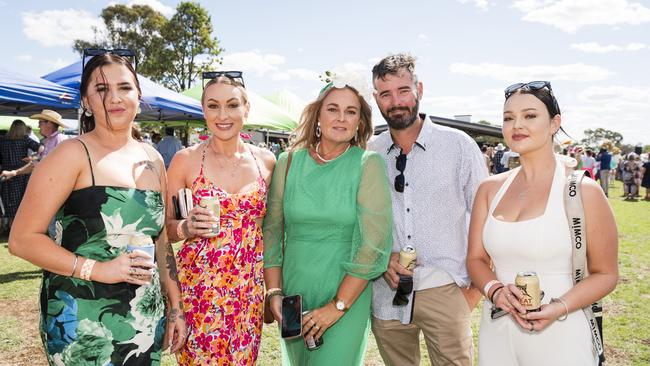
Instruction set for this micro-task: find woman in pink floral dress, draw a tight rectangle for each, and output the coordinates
[165,73,275,365]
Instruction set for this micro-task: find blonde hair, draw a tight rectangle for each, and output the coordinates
[202,77,249,106]
[292,85,373,150]
[7,120,28,140]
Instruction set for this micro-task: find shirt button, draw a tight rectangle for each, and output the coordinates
[405,182,409,187]
[407,235,411,239]
[406,208,410,212]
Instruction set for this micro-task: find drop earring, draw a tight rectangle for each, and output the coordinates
[137,106,142,114]
[316,121,321,138]
[84,109,93,117]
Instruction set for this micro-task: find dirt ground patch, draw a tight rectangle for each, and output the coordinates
[0,298,47,366]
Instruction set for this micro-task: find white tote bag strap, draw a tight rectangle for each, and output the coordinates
[564,170,606,364]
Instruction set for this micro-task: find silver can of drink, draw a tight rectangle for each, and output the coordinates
[515,271,542,311]
[398,246,417,270]
[302,311,323,351]
[200,196,220,238]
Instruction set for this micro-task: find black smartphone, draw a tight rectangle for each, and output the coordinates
[281,295,302,339]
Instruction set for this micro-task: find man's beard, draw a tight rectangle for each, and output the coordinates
[381,98,420,130]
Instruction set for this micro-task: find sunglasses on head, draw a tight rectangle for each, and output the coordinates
[82,48,137,72]
[504,80,560,115]
[394,151,407,193]
[202,71,245,89]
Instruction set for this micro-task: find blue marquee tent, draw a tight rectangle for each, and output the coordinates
[43,61,204,121]
[0,68,79,118]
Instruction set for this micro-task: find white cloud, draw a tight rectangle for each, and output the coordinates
[219,50,286,76]
[577,85,650,105]
[286,68,319,81]
[16,54,32,62]
[108,0,175,17]
[457,0,493,10]
[418,33,429,40]
[571,42,647,53]
[22,9,105,47]
[419,86,650,144]
[449,62,614,82]
[271,72,291,81]
[126,0,175,17]
[512,0,650,33]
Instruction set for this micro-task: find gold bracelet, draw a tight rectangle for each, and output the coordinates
[80,258,96,281]
[265,288,284,300]
[176,219,187,240]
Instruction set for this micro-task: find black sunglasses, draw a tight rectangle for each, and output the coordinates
[394,152,407,193]
[202,71,245,88]
[82,48,137,72]
[504,80,560,115]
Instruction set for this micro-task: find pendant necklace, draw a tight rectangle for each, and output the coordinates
[315,142,350,163]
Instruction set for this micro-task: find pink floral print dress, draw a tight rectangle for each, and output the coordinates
[177,144,267,365]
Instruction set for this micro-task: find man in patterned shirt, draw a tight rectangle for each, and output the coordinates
[368,53,487,366]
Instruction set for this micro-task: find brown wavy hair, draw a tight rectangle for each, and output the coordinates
[292,85,373,150]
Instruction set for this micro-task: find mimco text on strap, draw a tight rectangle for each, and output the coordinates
[564,170,606,365]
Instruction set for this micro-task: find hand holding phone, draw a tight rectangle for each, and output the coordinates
[281,295,302,339]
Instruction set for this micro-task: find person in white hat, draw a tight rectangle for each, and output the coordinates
[30,109,69,159]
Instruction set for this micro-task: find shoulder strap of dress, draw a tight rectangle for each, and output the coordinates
[247,145,264,180]
[487,167,520,214]
[75,139,95,186]
[199,142,208,176]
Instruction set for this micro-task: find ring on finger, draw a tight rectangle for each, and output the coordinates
[190,215,197,222]
[529,324,535,333]
[314,325,320,330]
[129,267,136,275]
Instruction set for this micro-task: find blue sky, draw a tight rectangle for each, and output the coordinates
[2,0,649,144]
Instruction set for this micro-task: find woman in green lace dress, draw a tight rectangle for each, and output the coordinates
[263,82,393,365]
[9,52,186,365]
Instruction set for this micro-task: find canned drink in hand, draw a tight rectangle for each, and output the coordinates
[515,271,542,311]
[398,246,417,270]
[302,311,323,351]
[126,234,155,264]
[200,196,220,238]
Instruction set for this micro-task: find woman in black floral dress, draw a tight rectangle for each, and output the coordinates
[9,52,186,365]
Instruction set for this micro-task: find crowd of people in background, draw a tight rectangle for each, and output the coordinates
[479,140,649,201]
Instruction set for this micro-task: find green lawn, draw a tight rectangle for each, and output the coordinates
[1,182,648,365]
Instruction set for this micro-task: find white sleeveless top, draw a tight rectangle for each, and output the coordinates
[478,157,597,366]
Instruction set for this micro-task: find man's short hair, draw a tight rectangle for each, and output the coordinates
[165,127,174,136]
[372,53,418,87]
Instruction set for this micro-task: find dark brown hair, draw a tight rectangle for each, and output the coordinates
[79,53,141,138]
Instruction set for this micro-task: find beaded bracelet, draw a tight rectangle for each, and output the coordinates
[80,259,96,281]
[489,285,504,304]
[551,297,569,321]
[176,219,187,240]
[70,255,79,277]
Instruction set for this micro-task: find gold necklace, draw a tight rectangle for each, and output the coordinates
[210,138,244,178]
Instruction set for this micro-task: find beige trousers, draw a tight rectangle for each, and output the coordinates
[372,283,473,366]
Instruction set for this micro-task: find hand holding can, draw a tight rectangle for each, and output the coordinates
[200,196,220,238]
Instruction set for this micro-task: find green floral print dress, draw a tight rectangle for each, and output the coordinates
[39,141,166,366]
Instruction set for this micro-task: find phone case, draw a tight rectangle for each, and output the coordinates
[281,295,302,339]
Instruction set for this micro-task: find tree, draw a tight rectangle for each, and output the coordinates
[72,2,222,91]
[580,128,624,148]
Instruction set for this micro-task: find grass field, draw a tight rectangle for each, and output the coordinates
[0,182,648,365]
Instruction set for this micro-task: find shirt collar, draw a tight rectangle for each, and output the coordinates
[387,114,429,154]
[45,131,60,140]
